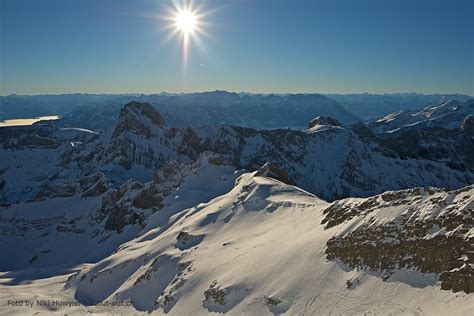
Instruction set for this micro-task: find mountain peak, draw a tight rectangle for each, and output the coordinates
[122,101,166,127]
[112,102,165,138]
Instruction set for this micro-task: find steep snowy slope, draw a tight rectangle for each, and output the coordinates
[0,155,243,271]
[64,172,474,315]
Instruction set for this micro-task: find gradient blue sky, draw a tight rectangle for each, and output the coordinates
[1,0,473,95]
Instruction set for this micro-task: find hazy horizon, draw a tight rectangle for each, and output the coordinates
[1,90,473,98]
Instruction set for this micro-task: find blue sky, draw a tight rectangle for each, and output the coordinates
[1,0,473,95]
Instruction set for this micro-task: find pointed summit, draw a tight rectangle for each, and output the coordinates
[112,102,165,138]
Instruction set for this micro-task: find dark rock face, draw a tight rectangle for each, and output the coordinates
[203,281,228,307]
[97,161,191,232]
[98,180,145,232]
[81,179,110,198]
[325,186,474,293]
[175,231,204,250]
[33,183,77,201]
[377,127,474,170]
[112,102,165,139]
[308,116,341,129]
[351,122,374,139]
[32,172,111,201]
[125,101,166,127]
[255,162,293,185]
[461,115,474,137]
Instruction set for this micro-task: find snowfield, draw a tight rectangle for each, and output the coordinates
[1,172,473,315]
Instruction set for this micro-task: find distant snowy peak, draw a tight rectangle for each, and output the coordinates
[370,99,474,134]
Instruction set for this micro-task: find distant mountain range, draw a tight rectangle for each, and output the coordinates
[327,92,473,120]
[2,91,472,129]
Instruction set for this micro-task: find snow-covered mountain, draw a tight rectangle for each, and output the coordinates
[66,173,473,314]
[369,99,474,134]
[68,102,474,200]
[3,170,471,315]
[327,93,473,120]
[1,100,473,315]
[2,101,472,205]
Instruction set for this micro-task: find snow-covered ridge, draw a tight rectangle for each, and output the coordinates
[370,99,474,134]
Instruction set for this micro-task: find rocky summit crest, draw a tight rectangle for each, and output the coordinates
[112,102,166,138]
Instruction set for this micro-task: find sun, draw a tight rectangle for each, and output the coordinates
[175,9,197,35]
[162,1,212,72]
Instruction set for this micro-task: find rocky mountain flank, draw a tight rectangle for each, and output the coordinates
[324,185,474,293]
[2,101,473,206]
[63,101,474,201]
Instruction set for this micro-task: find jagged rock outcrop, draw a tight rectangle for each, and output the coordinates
[32,172,111,201]
[97,161,191,232]
[112,101,165,139]
[325,185,474,293]
[255,162,293,185]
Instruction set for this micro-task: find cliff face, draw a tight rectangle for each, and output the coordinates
[325,185,474,293]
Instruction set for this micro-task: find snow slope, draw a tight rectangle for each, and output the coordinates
[62,172,474,315]
[0,156,243,271]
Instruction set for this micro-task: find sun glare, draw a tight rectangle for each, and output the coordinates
[162,1,211,72]
[175,9,197,35]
